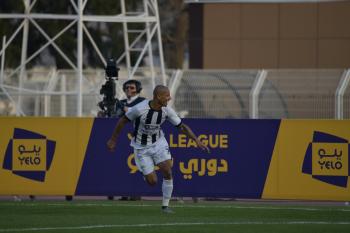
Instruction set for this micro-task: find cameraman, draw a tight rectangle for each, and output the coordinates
[110,79,145,201]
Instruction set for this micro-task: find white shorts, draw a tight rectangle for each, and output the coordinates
[133,137,171,175]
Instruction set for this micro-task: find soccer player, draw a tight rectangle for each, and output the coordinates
[107,85,210,213]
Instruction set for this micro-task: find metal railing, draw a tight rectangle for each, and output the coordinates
[169,69,350,119]
[1,68,349,119]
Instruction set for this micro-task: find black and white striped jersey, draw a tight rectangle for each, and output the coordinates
[125,100,182,148]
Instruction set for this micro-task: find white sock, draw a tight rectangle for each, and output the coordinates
[162,179,173,207]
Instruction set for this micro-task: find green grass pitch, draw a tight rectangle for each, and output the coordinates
[0,200,349,233]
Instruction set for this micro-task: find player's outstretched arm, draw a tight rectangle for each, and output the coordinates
[178,123,210,153]
[107,115,129,152]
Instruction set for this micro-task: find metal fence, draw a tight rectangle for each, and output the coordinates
[0,68,172,116]
[1,68,350,119]
[170,69,350,119]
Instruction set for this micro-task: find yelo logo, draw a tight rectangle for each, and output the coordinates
[312,143,348,177]
[12,139,47,171]
[2,128,56,182]
[302,131,349,188]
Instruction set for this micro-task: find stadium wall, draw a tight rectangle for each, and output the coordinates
[189,1,350,69]
[0,117,349,201]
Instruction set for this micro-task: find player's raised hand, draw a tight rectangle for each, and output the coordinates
[107,138,117,152]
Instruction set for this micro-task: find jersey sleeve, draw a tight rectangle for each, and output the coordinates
[166,107,182,127]
[125,98,146,114]
[125,105,140,121]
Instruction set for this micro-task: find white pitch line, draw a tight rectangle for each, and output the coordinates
[183,205,350,212]
[47,203,350,212]
[1,221,350,232]
[2,202,350,212]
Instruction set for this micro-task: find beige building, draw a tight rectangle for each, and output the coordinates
[188,1,350,69]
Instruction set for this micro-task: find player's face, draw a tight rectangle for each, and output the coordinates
[124,84,137,98]
[158,90,171,107]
